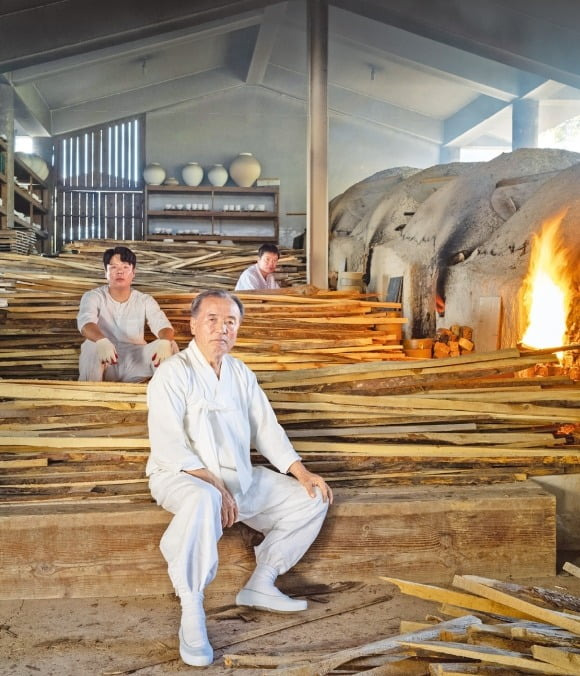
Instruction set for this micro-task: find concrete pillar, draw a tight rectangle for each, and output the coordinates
[306,0,329,289]
[0,83,15,228]
[439,145,461,164]
[512,98,539,149]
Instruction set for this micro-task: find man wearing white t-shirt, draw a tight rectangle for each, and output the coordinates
[76,245,178,382]
[234,243,281,291]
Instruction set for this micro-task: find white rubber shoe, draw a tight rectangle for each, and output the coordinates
[178,592,213,666]
[178,626,213,667]
[235,587,308,613]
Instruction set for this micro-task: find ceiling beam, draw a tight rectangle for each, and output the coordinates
[245,2,287,85]
[263,64,441,142]
[330,7,528,102]
[0,0,275,72]
[330,0,580,91]
[443,95,508,146]
[51,68,243,135]
[8,13,262,85]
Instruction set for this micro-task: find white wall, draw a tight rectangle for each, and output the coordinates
[146,86,439,246]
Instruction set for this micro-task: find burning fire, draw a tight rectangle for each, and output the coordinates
[520,212,571,354]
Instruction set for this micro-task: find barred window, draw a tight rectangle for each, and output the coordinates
[52,116,144,250]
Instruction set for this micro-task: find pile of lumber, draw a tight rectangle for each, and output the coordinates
[0,245,407,378]
[221,569,580,674]
[1,347,578,505]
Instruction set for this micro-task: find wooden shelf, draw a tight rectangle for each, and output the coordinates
[0,138,49,252]
[145,184,279,242]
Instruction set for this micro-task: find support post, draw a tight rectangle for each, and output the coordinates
[306,0,329,288]
[512,99,539,149]
[0,83,15,228]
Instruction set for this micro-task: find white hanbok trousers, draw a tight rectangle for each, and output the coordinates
[149,465,328,596]
[79,339,178,382]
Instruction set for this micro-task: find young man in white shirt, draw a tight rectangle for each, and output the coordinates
[234,243,281,291]
[76,245,178,382]
[146,290,332,667]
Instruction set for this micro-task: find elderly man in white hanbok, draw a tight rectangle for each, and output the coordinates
[77,246,178,382]
[146,290,332,667]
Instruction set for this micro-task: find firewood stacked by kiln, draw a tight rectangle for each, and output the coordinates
[434,325,475,358]
[0,347,578,505]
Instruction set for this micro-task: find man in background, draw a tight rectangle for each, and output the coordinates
[77,245,178,381]
[235,243,281,291]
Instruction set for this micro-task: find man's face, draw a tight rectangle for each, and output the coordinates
[105,254,135,290]
[257,251,279,277]
[190,297,242,363]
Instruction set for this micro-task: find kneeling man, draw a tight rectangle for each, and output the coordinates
[77,245,178,382]
[146,290,332,667]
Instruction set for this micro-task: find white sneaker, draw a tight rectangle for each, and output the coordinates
[178,626,213,667]
[235,587,308,613]
[178,592,213,666]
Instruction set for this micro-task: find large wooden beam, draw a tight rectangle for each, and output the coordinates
[0,482,555,602]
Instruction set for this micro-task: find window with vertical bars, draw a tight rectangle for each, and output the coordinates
[52,116,144,250]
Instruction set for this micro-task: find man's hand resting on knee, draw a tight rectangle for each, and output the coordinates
[184,468,239,528]
[288,460,333,504]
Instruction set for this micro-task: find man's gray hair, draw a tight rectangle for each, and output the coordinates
[190,289,244,318]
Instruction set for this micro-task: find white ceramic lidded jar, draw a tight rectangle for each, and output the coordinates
[228,152,261,187]
[207,164,229,187]
[181,162,204,187]
[143,162,166,185]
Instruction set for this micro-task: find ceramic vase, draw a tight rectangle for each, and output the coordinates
[207,163,228,187]
[143,162,166,185]
[181,162,204,187]
[228,152,261,187]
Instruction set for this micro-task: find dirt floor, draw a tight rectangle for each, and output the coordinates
[3,557,580,676]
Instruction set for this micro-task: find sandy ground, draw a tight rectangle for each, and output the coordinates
[3,564,580,676]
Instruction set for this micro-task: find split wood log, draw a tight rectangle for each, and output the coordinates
[452,576,580,636]
[398,640,577,675]
[273,616,482,676]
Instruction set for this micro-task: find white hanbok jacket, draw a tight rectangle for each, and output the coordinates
[146,340,300,494]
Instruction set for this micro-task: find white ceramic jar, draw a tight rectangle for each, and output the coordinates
[181,162,204,186]
[143,163,166,185]
[207,164,228,187]
[229,152,261,187]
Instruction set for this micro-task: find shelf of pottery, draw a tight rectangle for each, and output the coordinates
[143,154,280,243]
[0,136,50,253]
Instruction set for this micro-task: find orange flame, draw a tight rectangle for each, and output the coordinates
[520,212,571,356]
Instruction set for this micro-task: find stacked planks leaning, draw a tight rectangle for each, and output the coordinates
[0,241,407,378]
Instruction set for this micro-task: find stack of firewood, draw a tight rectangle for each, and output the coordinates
[0,246,408,378]
[434,325,475,358]
[1,347,578,505]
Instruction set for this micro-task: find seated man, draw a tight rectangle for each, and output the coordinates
[77,245,178,382]
[146,289,332,667]
[234,243,281,291]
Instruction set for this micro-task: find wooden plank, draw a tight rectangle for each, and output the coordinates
[273,616,481,676]
[398,640,576,675]
[452,576,580,635]
[380,578,536,620]
[532,645,580,671]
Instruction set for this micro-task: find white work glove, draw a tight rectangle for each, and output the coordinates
[151,339,173,367]
[95,337,118,365]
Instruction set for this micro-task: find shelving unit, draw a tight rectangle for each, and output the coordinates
[0,137,7,231]
[0,137,49,253]
[145,185,279,242]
